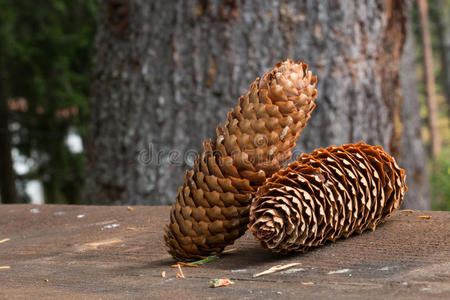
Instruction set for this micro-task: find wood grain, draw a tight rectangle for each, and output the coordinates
[0,205,448,299]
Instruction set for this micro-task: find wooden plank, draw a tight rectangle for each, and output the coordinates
[0,205,449,299]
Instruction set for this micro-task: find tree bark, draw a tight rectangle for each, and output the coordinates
[418,0,440,158]
[0,73,18,204]
[399,0,430,210]
[86,0,410,205]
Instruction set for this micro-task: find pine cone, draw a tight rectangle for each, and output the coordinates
[164,60,318,260]
[249,142,407,253]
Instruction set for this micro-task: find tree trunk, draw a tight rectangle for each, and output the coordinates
[0,73,18,204]
[85,0,409,205]
[399,0,430,210]
[418,0,440,158]
[435,0,450,114]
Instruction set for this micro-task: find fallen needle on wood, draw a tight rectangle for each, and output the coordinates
[418,216,432,220]
[188,255,217,266]
[210,278,234,288]
[171,262,199,268]
[221,248,237,254]
[176,264,185,278]
[84,239,123,247]
[253,263,301,277]
[0,238,10,244]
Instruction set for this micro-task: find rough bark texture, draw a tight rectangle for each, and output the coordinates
[399,0,430,210]
[85,0,413,206]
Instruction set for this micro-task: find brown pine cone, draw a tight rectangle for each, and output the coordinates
[164,60,318,260]
[248,142,407,254]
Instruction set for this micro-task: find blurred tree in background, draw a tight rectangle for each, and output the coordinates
[428,0,450,210]
[0,0,97,204]
[432,0,450,114]
[0,0,448,210]
[85,0,418,207]
[407,0,450,211]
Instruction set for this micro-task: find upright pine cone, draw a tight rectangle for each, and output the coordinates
[165,60,318,260]
[249,142,407,253]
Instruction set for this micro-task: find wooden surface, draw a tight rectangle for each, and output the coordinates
[0,205,449,299]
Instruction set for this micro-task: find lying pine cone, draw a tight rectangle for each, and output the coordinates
[164,59,318,260]
[249,142,407,254]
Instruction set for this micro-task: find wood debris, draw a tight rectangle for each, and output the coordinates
[44,278,49,282]
[401,209,414,213]
[301,282,315,285]
[161,271,166,278]
[280,268,304,274]
[221,248,237,254]
[328,268,350,274]
[418,216,432,220]
[210,278,234,288]
[176,264,185,278]
[127,206,134,211]
[102,223,120,229]
[0,266,11,270]
[171,262,199,268]
[253,263,301,277]
[126,227,136,231]
[95,220,118,226]
[0,238,10,244]
[84,239,122,247]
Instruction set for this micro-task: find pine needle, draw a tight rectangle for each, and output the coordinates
[0,238,10,244]
[84,239,122,247]
[189,255,217,265]
[170,262,199,268]
[221,248,237,254]
[176,264,185,278]
[253,263,301,277]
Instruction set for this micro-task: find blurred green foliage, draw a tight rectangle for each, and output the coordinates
[0,0,97,203]
[431,149,450,210]
[414,0,450,210]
